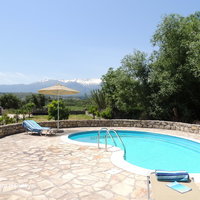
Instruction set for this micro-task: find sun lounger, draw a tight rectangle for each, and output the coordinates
[147,171,200,200]
[22,120,55,136]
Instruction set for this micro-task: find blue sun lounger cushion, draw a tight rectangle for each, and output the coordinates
[155,170,189,182]
[22,120,50,134]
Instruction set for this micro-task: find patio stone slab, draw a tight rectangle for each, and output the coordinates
[0,127,200,199]
[37,180,54,191]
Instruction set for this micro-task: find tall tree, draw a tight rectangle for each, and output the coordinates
[150,12,200,122]
[100,12,200,122]
[0,94,21,109]
[101,50,150,119]
[25,94,49,109]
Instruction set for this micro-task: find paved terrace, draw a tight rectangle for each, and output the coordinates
[1,127,200,200]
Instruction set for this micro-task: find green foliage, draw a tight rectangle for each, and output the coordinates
[13,109,21,123]
[47,100,69,120]
[19,107,27,120]
[149,12,200,122]
[63,98,89,111]
[88,105,98,119]
[0,114,15,125]
[0,94,21,109]
[101,50,150,119]
[25,94,49,109]
[90,89,107,111]
[100,107,112,119]
[23,102,35,118]
[88,89,108,118]
[99,12,200,122]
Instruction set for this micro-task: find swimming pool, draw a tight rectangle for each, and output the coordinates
[69,130,200,173]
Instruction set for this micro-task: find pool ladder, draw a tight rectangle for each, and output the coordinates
[98,128,126,159]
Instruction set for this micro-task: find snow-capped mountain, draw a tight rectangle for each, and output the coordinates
[0,79,102,96]
[60,78,102,85]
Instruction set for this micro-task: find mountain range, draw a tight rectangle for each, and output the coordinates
[0,79,102,96]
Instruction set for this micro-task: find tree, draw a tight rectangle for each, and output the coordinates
[101,50,151,119]
[24,102,35,118]
[90,89,107,111]
[19,106,27,120]
[0,94,21,109]
[120,51,151,117]
[47,100,69,120]
[25,94,49,109]
[13,109,21,123]
[99,12,200,122]
[149,12,200,122]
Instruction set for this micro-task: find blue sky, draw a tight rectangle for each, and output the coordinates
[0,0,199,84]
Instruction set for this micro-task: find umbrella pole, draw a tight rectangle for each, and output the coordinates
[57,95,59,130]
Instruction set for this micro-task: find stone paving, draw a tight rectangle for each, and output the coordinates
[0,127,200,200]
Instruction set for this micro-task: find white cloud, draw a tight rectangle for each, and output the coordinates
[0,72,35,85]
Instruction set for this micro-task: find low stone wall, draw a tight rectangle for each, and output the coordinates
[0,119,200,138]
[0,123,25,138]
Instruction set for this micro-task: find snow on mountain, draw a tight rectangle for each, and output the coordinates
[59,78,102,85]
[0,79,102,96]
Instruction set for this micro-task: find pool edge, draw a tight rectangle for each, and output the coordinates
[61,132,200,183]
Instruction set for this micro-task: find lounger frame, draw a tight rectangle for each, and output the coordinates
[22,120,55,136]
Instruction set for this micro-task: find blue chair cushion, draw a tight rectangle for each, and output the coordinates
[155,170,189,182]
[22,120,50,133]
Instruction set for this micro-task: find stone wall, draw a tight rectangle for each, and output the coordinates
[0,123,25,138]
[0,119,200,138]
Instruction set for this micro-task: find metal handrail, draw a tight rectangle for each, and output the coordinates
[109,129,126,159]
[98,128,116,150]
[98,128,109,149]
[98,128,126,159]
[106,129,117,148]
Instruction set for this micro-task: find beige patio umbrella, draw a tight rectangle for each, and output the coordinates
[38,84,79,130]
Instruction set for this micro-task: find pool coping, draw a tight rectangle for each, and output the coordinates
[60,128,200,183]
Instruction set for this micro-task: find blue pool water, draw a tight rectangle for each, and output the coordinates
[69,130,200,173]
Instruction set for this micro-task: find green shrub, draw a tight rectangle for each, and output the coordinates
[0,116,3,125]
[23,102,35,118]
[48,100,69,120]
[100,107,112,119]
[88,105,98,119]
[0,114,15,125]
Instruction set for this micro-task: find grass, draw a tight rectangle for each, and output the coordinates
[69,114,92,120]
[28,114,93,122]
[68,106,86,111]
[31,115,49,122]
